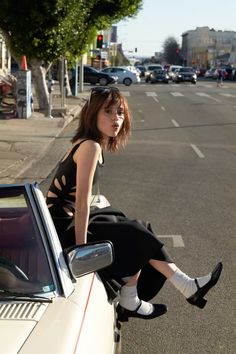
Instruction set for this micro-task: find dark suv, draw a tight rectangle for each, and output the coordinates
[144,64,163,82]
[173,67,197,84]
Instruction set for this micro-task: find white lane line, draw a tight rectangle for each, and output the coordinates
[146,91,157,97]
[153,97,159,103]
[161,106,166,111]
[195,92,221,102]
[219,93,236,98]
[157,235,185,247]
[171,119,180,127]
[120,91,130,97]
[190,144,205,158]
[171,92,184,97]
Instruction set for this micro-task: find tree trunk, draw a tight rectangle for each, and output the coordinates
[31,59,49,111]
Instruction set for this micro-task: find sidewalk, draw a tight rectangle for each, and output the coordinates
[0,92,89,184]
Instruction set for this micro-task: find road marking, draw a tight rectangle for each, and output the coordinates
[219,93,236,98]
[171,119,180,127]
[190,144,205,158]
[157,235,185,247]
[146,91,157,97]
[153,97,159,103]
[161,106,166,111]
[171,92,184,97]
[120,91,130,96]
[195,92,221,102]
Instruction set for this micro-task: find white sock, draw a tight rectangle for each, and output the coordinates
[169,269,211,298]
[119,285,154,315]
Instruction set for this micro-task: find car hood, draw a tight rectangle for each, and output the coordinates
[0,302,48,353]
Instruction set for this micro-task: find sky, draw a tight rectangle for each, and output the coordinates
[117,0,236,58]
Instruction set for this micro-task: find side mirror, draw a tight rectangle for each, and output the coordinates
[66,241,114,278]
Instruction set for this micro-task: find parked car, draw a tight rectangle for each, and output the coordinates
[144,64,163,82]
[100,67,140,86]
[150,69,169,84]
[70,65,117,88]
[173,67,197,84]
[0,183,121,354]
[231,68,236,80]
[204,68,216,79]
[168,65,182,80]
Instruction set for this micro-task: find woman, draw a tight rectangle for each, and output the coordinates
[46,86,222,322]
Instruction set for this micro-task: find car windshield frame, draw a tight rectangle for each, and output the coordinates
[179,67,194,73]
[0,183,60,297]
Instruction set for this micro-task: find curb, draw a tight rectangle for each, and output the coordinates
[15,104,82,183]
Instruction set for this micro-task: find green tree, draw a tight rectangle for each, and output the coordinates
[162,36,182,65]
[0,0,142,110]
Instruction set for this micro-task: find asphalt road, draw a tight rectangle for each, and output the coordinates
[41,79,236,354]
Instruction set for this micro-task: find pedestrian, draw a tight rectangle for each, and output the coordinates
[46,86,223,321]
[216,69,223,87]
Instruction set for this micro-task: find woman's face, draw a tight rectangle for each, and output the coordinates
[97,101,125,139]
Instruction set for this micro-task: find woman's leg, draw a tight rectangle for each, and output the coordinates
[149,259,223,308]
[117,271,167,320]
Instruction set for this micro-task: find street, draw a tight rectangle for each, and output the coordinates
[41,80,236,354]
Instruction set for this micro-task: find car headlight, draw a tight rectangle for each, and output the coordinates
[193,74,197,78]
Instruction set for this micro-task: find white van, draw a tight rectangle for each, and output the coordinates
[168,65,182,80]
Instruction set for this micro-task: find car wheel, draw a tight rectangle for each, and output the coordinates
[99,77,108,86]
[123,78,132,86]
[145,78,149,83]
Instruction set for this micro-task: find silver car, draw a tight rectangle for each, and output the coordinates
[0,183,121,354]
[100,67,140,86]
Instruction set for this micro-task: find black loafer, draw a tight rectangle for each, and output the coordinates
[116,301,168,322]
[187,262,223,309]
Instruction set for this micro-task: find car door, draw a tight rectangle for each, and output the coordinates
[84,66,97,84]
[0,183,118,354]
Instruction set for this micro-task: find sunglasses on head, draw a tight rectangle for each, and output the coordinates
[87,86,119,106]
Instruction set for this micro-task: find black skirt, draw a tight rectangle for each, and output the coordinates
[53,206,173,301]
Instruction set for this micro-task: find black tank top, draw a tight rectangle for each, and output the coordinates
[46,140,104,217]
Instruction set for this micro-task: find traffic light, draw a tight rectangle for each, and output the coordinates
[175,48,180,54]
[96,35,103,49]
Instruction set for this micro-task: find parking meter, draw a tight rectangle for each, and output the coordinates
[47,78,54,118]
[48,78,54,94]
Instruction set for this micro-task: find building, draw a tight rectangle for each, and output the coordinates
[181,27,236,68]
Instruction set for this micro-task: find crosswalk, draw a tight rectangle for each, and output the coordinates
[120,89,236,102]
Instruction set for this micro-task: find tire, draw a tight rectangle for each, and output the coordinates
[123,78,132,86]
[99,77,108,86]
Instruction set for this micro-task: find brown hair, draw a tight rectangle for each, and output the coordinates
[71,89,132,152]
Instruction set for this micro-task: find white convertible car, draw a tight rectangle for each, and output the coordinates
[0,183,121,354]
